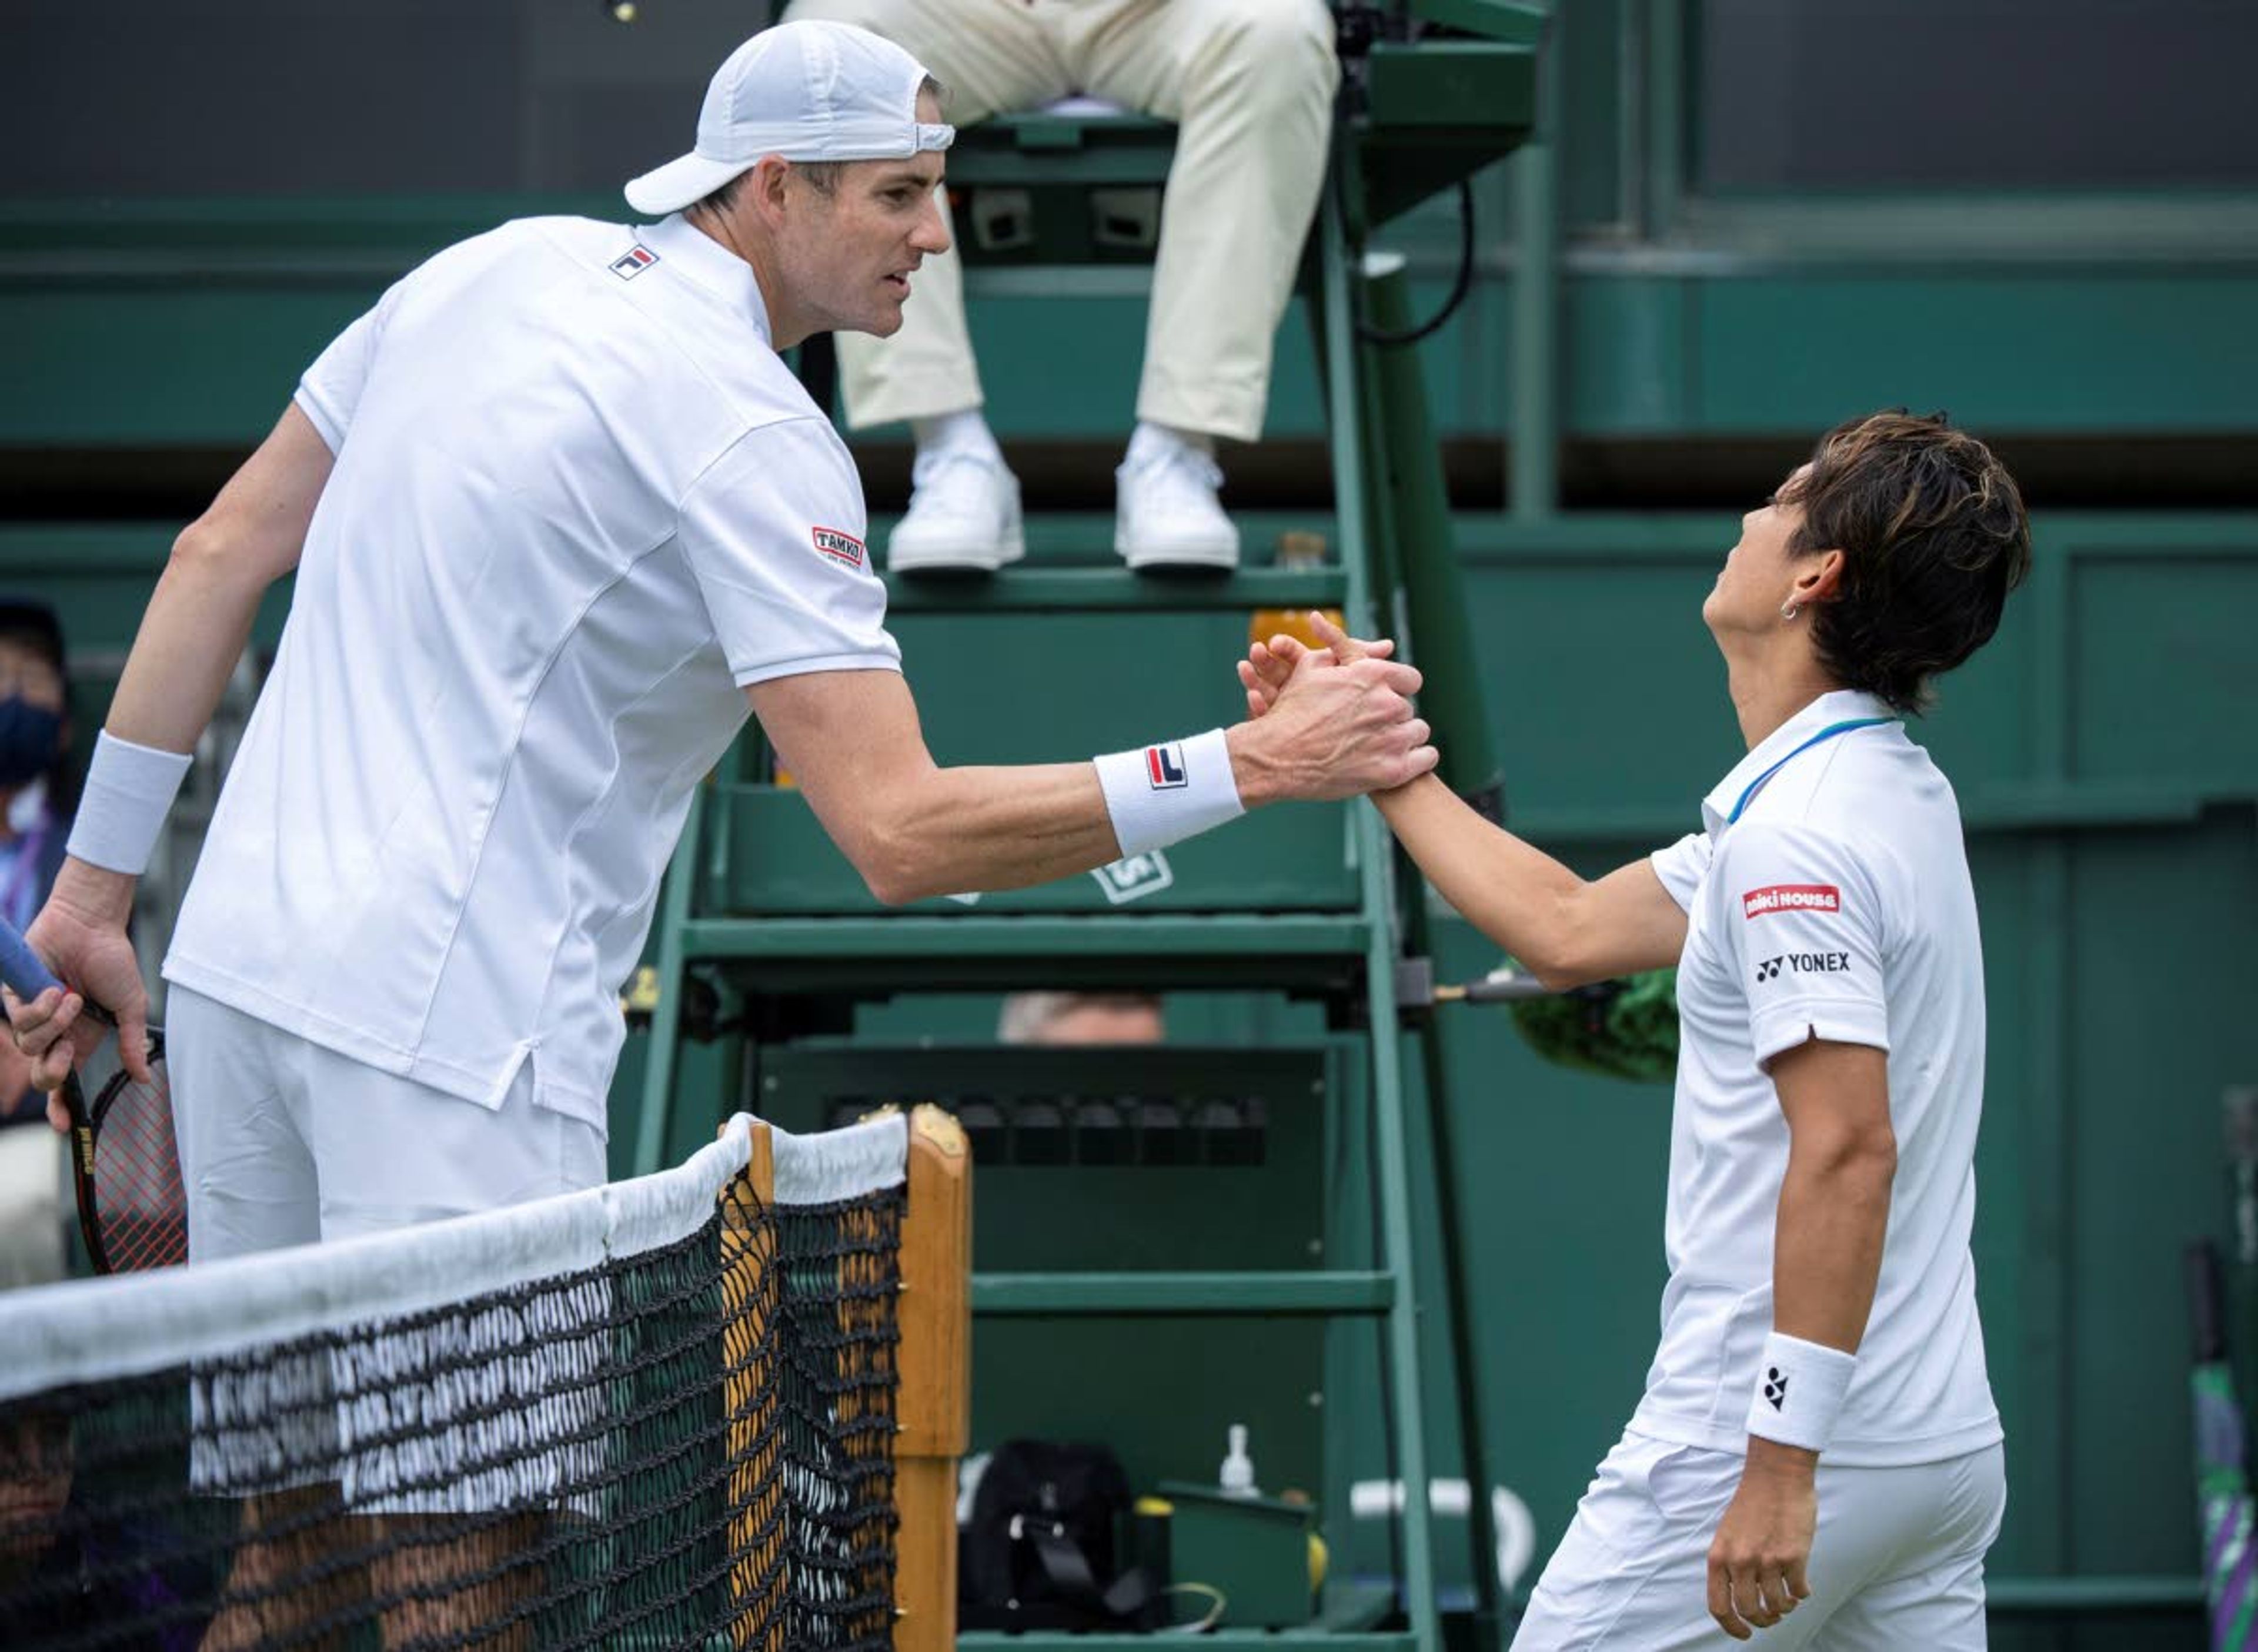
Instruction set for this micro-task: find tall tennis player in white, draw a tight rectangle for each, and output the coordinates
[5,21,1434,1646]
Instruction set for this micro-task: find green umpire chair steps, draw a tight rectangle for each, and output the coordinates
[631,11,1541,1647]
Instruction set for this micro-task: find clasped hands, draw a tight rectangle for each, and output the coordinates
[1226,611,1437,803]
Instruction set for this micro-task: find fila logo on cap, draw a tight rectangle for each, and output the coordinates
[1145,743,1188,789]
[610,245,660,279]
[811,526,866,569]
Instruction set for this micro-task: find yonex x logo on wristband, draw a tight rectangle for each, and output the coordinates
[1746,1332,1855,1452]
[1145,743,1187,789]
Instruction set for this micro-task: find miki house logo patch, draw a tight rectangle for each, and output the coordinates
[1743,883,1841,920]
[610,245,659,279]
[1145,742,1188,789]
[811,526,866,569]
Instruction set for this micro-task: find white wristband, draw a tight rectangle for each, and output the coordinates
[1745,1332,1857,1453]
[65,731,193,876]
[1093,728,1245,858]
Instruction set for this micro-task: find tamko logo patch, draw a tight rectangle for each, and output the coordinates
[811,527,866,569]
[1743,883,1840,920]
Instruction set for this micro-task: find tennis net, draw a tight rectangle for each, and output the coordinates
[0,1108,968,1651]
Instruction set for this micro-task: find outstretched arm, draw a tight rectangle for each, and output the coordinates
[749,645,1437,906]
[1241,615,1686,986]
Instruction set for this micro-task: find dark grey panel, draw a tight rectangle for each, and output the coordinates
[1697,0,2258,190]
[3,0,762,198]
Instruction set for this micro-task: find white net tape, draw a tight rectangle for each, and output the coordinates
[0,1109,908,1403]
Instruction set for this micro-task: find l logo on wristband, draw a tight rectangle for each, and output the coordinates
[1145,743,1188,789]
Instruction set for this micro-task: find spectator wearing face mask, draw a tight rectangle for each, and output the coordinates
[0,599,76,1286]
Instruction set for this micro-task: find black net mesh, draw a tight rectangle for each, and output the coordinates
[0,1168,904,1651]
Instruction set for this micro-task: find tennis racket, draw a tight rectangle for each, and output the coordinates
[0,919,182,1273]
[2188,1240,2258,1650]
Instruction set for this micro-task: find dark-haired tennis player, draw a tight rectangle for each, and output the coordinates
[1245,411,2029,1647]
[6,19,1432,1260]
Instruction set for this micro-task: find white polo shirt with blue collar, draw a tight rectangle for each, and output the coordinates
[166,212,900,1132]
[1635,689,2002,1467]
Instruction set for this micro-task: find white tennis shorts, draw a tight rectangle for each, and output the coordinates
[1511,1431,2006,1651]
[168,986,616,1514]
[168,985,607,1259]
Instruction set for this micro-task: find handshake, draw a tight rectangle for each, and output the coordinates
[1222,612,1437,807]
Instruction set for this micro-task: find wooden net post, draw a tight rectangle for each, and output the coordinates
[723,1121,783,1652]
[894,1104,971,1652]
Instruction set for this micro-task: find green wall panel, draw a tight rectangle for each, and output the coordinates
[2062,818,2258,1571]
[0,286,373,445]
[16,253,2258,449]
[2070,552,2258,788]
[1689,273,2258,436]
[1562,276,1694,432]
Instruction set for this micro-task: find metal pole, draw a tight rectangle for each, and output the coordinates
[633,797,703,1176]
[1361,256,1507,821]
[1322,180,1443,1652]
[1508,5,1563,521]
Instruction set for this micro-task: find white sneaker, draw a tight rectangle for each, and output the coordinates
[1115,443,1240,570]
[886,449,1025,574]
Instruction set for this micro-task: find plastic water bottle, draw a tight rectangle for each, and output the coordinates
[1218,1423,1259,1499]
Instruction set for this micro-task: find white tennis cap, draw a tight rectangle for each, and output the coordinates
[624,20,954,217]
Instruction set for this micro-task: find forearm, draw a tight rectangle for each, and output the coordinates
[855,760,1124,905]
[49,533,280,926]
[105,537,272,755]
[1771,1133,1895,1354]
[1729,1138,1891,1492]
[1370,775,1589,981]
[769,651,1437,907]
[100,402,326,758]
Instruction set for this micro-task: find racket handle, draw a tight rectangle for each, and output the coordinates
[1435,971,1554,1005]
[0,918,64,1002]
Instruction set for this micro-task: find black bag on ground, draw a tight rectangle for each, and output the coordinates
[959,1439,1158,1630]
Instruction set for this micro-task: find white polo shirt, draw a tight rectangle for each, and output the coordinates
[1632,689,2002,1467]
[165,212,900,1131]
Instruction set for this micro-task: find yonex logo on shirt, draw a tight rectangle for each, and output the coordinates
[609,245,659,279]
[811,527,866,569]
[1146,743,1187,789]
[1743,883,1841,920]
[1755,952,1851,984]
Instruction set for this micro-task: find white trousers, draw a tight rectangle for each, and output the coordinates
[779,0,1340,441]
[168,986,607,1261]
[1511,1432,2007,1651]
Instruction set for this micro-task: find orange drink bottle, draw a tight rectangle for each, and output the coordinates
[1249,530,1345,654]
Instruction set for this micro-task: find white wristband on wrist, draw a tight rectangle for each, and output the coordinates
[1745,1331,1857,1453]
[65,731,193,877]
[1093,728,1245,858]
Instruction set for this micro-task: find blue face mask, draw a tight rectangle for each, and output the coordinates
[0,697,61,789]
